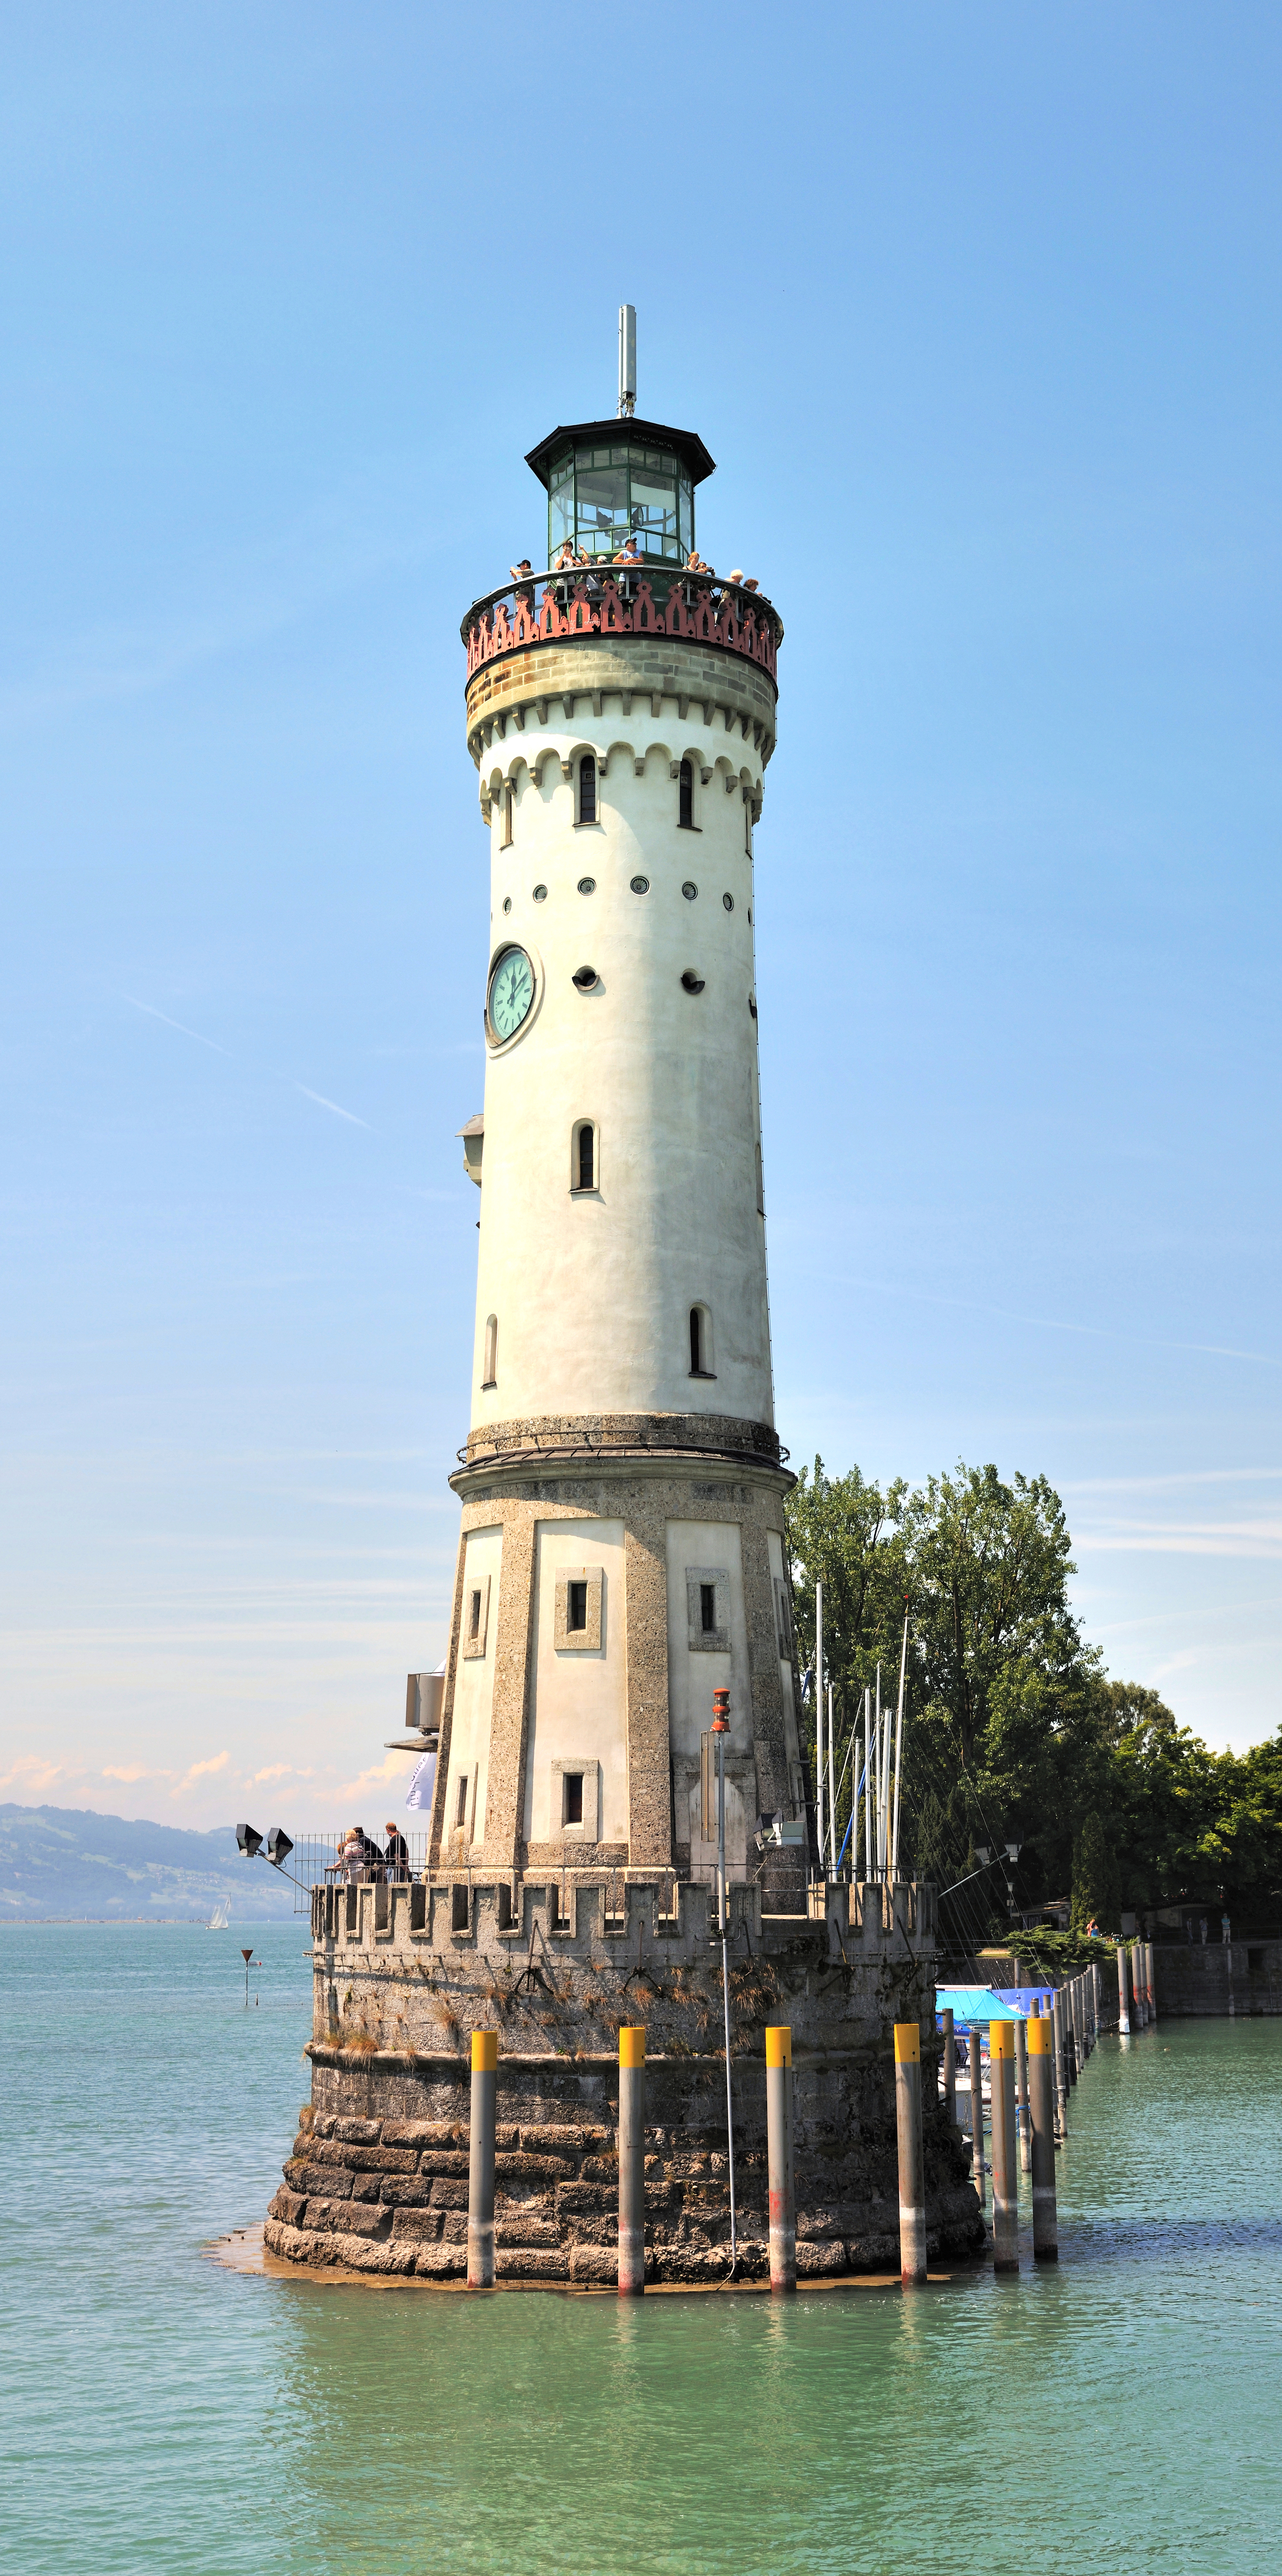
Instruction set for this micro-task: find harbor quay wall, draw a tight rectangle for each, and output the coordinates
[1152,1938,1282,2017]
[263,1873,983,2285]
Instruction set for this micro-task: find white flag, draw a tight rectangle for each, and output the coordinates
[405,1750,436,1813]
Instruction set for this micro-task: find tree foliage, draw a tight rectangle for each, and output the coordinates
[784,1455,1282,1939]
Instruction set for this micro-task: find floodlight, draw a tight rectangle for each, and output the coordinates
[236,1823,262,1858]
[975,1844,991,1867]
[266,1826,294,1867]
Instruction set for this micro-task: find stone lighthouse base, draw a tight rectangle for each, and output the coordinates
[264,1874,983,2284]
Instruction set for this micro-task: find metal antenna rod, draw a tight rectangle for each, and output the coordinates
[618,304,636,418]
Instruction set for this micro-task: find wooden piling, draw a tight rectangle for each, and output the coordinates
[765,2024,796,2293]
[1052,1991,1068,2134]
[1118,1942,1131,2038]
[941,2005,956,2125]
[1027,2012,1059,2263]
[967,2026,985,2205]
[1146,1939,1157,2024]
[989,2022,1019,2273]
[894,2022,927,2284]
[1014,2014,1031,2172]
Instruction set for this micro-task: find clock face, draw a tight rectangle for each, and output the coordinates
[488,945,535,1042]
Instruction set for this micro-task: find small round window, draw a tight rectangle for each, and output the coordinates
[577,876,596,896]
[533,884,548,902]
[630,875,649,895]
[722,892,734,911]
[681,881,698,901]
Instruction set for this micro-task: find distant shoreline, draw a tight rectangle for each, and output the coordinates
[0,1915,296,1927]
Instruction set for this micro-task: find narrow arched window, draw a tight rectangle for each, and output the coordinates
[679,760,694,829]
[577,1123,594,1191]
[483,1314,498,1387]
[690,1303,715,1377]
[579,755,596,825]
[744,798,752,856]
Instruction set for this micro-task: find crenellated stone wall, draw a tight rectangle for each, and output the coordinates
[262,1873,983,2285]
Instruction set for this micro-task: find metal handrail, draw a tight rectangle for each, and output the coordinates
[460,565,783,653]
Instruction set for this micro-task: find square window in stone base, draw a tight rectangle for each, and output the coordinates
[553,1564,604,1651]
[686,1565,730,1652]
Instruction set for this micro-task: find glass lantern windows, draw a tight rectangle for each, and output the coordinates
[544,441,695,565]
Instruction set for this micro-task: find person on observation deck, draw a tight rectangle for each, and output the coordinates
[384,1822,409,1883]
[612,534,641,565]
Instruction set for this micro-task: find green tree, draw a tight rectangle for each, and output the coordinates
[1071,1809,1119,1932]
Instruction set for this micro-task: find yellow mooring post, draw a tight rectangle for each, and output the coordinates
[989,2021,1019,2273]
[618,2026,646,2295]
[765,2025,796,2292]
[1027,2011,1059,2262]
[894,2022,927,2284]
[467,2027,498,2288]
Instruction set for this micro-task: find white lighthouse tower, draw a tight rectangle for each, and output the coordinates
[429,321,805,1896]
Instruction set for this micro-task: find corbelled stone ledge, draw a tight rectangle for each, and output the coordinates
[455,1409,789,1486]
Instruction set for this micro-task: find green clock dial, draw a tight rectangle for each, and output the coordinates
[488,945,535,1042]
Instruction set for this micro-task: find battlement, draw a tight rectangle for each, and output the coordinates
[310,1872,934,1969]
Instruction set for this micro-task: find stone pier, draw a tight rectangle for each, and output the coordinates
[264,1871,983,2285]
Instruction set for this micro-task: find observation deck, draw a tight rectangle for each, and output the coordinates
[461,567,782,689]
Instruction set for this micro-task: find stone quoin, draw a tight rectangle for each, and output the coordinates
[264,346,983,2285]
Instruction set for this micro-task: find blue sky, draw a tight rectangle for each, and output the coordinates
[3,2,1279,1827]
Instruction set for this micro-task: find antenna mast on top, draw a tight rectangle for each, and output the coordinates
[618,304,636,418]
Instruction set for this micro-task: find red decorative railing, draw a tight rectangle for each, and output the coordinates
[462,570,781,685]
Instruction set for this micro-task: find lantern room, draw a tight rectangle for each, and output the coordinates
[524,417,715,568]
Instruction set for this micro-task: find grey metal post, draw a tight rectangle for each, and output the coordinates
[618,2026,646,2293]
[894,2022,927,2283]
[765,2025,795,2291]
[467,2028,497,2288]
[1092,1959,1101,2043]
[1014,2015,1031,2172]
[1118,1941,1131,2037]
[968,2026,985,2205]
[941,2005,957,2125]
[1028,2009,1059,2262]
[989,2023,1019,2272]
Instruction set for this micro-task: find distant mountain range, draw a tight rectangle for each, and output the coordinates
[0,1803,300,1921]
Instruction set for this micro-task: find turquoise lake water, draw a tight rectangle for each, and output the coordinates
[4,1924,1280,2575]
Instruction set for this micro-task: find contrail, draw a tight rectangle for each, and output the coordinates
[123,993,372,1129]
[123,996,233,1057]
[293,1083,370,1128]
[828,1271,1280,1371]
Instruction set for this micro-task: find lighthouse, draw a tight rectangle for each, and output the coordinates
[264,329,972,2289]
[429,320,806,1897]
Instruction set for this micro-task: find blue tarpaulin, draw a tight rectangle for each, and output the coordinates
[934,1983,1054,2036]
